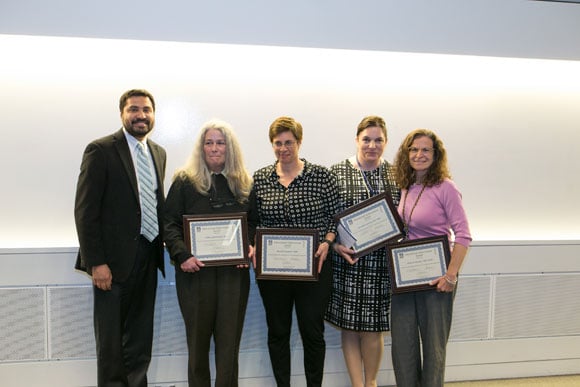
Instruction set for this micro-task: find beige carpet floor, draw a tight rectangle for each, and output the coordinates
[381,374,580,386]
[446,374,580,386]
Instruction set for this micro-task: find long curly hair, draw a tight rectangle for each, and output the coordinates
[394,129,451,189]
[173,119,252,202]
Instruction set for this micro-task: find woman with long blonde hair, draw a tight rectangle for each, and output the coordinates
[165,119,256,387]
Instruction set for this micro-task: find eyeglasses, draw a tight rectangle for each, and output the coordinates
[204,140,226,147]
[409,147,434,155]
[273,140,297,149]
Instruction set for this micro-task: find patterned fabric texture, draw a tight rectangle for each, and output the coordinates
[252,159,338,237]
[325,158,400,331]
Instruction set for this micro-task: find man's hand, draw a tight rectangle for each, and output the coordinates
[91,264,112,291]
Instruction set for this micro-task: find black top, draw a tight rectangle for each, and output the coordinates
[252,159,339,239]
[164,173,257,264]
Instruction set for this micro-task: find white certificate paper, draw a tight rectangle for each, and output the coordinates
[335,193,404,257]
[394,245,444,285]
[387,235,450,293]
[263,237,310,273]
[255,228,319,281]
[183,213,249,266]
[190,220,241,259]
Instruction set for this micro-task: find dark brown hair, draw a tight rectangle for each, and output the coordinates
[268,116,303,143]
[356,115,387,139]
[119,89,155,112]
[394,129,451,189]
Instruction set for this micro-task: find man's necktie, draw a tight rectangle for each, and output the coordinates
[136,143,159,242]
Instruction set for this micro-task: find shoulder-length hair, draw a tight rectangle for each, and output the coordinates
[173,119,252,202]
[394,129,451,189]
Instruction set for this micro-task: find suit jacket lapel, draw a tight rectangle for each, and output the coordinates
[113,129,140,202]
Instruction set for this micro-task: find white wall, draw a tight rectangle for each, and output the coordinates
[0,1,579,385]
[0,35,579,247]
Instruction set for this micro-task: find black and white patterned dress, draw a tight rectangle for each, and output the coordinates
[325,157,401,331]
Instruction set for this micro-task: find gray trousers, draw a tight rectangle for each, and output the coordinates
[390,289,455,387]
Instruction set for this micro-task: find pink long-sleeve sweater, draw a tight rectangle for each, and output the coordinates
[398,178,472,248]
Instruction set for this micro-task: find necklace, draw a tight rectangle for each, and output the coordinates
[401,183,427,238]
[356,157,383,198]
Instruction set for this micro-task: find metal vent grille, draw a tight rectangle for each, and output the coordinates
[450,276,492,340]
[153,284,187,355]
[494,274,580,338]
[48,286,95,359]
[0,287,46,361]
[239,283,268,352]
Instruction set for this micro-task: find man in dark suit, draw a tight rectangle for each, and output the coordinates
[74,89,166,387]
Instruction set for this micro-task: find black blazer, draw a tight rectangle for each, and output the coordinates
[74,129,166,282]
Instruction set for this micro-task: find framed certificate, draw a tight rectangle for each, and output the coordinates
[334,192,404,258]
[387,235,451,293]
[255,228,319,281]
[183,212,249,266]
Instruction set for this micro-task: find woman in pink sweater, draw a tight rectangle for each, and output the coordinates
[390,129,472,387]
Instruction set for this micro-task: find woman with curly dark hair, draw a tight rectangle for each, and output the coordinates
[391,129,472,387]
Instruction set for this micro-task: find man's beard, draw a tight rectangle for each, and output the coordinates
[124,118,154,138]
